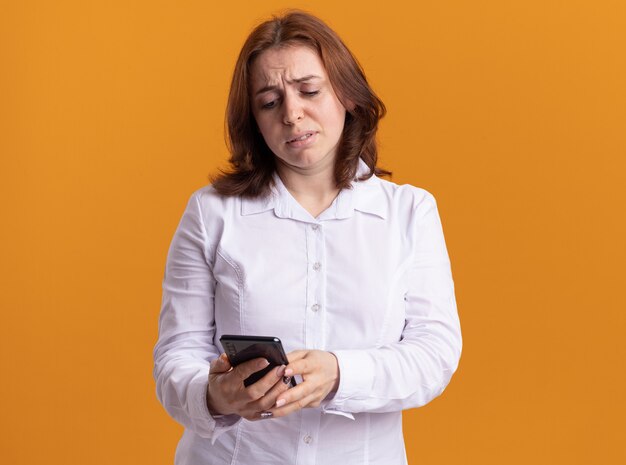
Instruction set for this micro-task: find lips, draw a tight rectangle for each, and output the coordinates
[286,131,316,144]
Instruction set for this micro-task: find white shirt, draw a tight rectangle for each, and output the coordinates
[153,160,462,465]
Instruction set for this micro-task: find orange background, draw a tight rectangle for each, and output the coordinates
[1,1,625,464]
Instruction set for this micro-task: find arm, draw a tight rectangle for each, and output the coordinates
[329,192,462,412]
[272,192,462,415]
[153,192,241,440]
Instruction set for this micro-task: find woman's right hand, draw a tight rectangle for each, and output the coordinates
[206,353,291,421]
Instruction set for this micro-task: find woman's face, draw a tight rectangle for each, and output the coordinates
[250,45,347,175]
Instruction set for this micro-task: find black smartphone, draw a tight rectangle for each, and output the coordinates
[219,335,296,387]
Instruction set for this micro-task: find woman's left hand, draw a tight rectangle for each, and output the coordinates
[267,350,340,418]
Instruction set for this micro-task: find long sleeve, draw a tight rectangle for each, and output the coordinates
[327,192,462,413]
[153,192,241,440]
[154,173,461,464]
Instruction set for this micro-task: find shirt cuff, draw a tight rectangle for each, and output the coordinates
[324,350,374,413]
[188,376,241,444]
[321,403,355,420]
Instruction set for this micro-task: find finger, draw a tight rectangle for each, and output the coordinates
[245,364,288,400]
[209,353,232,374]
[247,410,275,421]
[232,357,270,383]
[249,374,292,412]
[269,392,319,418]
[273,379,313,408]
[286,350,308,363]
[283,358,311,377]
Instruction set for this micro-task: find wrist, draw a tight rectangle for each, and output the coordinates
[329,351,340,392]
[206,385,226,416]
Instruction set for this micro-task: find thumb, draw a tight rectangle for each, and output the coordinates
[210,353,232,374]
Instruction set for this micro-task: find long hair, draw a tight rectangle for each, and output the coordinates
[212,10,390,198]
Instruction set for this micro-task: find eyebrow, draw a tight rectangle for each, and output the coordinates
[254,75,322,96]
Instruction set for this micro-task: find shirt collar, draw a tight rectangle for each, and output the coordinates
[240,159,387,221]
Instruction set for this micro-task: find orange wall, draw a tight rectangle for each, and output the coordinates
[1,1,625,464]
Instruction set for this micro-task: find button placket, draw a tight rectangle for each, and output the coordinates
[300,227,324,465]
[298,405,321,465]
[304,222,324,350]
[316,224,327,349]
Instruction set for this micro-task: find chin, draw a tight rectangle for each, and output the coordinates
[278,153,322,168]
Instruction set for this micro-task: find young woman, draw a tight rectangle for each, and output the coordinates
[154,10,462,464]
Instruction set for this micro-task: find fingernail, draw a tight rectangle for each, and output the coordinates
[276,365,286,377]
[282,376,292,385]
[260,411,273,419]
[260,359,270,368]
[275,399,286,408]
[284,368,293,376]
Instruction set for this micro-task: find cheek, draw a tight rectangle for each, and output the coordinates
[328,105,346,137]
[255,116,279,144]
[324,95,346,123]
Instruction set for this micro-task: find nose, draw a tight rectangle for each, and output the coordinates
[282,93,304,125]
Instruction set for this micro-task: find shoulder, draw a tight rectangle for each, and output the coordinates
[180,185,243,248]
[182,185,241,239]
[188,184,239,214]
[190,184,227,202]
[374,177,438,216]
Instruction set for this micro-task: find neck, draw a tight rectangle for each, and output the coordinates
[276,159,340,218]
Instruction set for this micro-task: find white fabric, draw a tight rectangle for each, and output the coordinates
[153,160,462,465]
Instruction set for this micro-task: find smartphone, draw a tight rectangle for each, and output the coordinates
[219,335,296,387]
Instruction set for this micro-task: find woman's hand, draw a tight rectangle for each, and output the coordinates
[267,350,340,418]
[206,353,292,421]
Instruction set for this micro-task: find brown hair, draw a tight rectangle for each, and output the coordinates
[212,10,390,198]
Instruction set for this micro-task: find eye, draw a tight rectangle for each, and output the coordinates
[261,99,278,110]
[301,90,320,97]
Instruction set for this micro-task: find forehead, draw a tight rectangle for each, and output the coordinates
[250,45,327,88]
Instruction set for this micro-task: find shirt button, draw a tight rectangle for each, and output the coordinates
[312,262,321,271]
[303,434,313,444]
[311,304,320,312]
[311,224,319,231]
